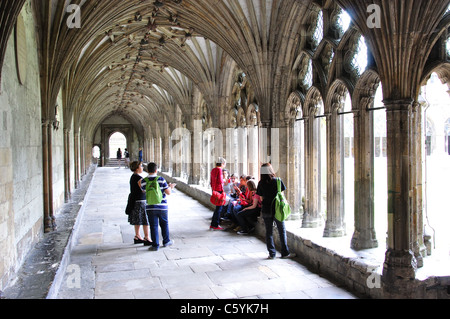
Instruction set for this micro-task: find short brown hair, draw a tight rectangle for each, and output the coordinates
[130,161,142,172]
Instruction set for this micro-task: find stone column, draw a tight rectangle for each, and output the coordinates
[149,137,154,162]
[172,136,182,178]
[80,135,85,177]
[63,128,71,202]
[351,105,378,249]
[74,132,80,189]
[161,120,172,173]
[302,114,322,228]
[42,120,54,232]
[410,101,426,266]
[382,99,417,283]
[143,138,148,162]
[277,123,289,198]
[286,119,301,220]
[324,111,346,237]
[151,138,155,162]
[247,125,259,179]
[189,119,202,185]
[155,136,161,165]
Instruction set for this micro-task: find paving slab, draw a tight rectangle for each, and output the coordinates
[51,167,357,300]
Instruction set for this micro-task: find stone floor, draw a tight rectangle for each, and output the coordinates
[53,167,357,300]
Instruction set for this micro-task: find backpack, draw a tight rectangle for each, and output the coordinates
[144,176,163,205]
[272,178,291,222]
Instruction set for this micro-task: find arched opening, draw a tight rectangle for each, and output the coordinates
[422,72,450,257]
[109,132,127,159]
[92,145,100,165]
[92,146,100,159]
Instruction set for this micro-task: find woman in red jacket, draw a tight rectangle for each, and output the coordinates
[210,157,227,230]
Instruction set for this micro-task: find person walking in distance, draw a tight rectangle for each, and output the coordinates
[117,148,123,168]
[124,148,130,168]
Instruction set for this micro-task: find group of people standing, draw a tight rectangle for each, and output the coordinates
[125,155,294,259]
[210,158,295,260]
[126,161,176,251]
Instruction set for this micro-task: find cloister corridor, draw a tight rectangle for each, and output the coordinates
[2,0,450,302]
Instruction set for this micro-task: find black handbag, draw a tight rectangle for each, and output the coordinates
[125,193,135,215]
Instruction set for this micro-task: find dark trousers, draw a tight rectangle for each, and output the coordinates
[235,208,260,232]
[211,205,225,227]
[263,217,290,257]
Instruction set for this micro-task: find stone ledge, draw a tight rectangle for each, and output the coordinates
[160,172,450,299]
[2,165,97,299]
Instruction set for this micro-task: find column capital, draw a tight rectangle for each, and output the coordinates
[383,99,414,111]
[260,120,272,129]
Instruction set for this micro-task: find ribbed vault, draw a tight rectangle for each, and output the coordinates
[24,0,319,142]
[335,0,450,100]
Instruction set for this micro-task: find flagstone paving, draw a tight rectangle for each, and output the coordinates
[54,167,357,299]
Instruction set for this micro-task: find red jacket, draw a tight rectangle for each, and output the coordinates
[238,187,251,206]
[210,167,224,192]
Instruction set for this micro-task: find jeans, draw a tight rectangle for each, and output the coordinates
[147,209,170,248]
[211,205,225,227]
[263,217,290,257]
[230,204,244,224]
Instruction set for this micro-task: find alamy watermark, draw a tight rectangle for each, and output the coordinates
[366,267,381,289]
[367,4,382,29]
[66,4,81,29]
[66,264,81,289]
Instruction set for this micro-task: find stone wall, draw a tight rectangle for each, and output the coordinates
[0,1,44,291]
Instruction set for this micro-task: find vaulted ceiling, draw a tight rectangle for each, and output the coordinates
[30,0,314,140]
[1,0,450,141]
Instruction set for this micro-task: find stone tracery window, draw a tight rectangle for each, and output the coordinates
[337,9,352,35]
[331,7,352,39]
[320,44,335,75]
[351,36,368,76]
[308,10,324,49]
[313,11,324,45]
[300,57,313,90]
[344,35,368,78]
